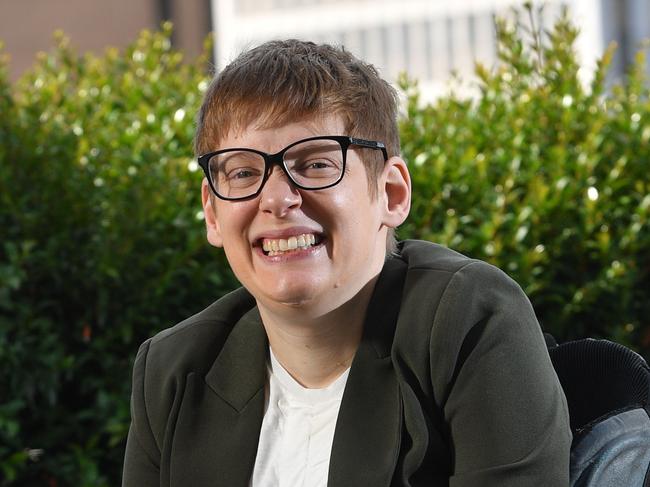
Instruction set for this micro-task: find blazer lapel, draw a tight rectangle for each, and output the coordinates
[168,308,268,487]
[328,257,408,487]
[167,256,407,487]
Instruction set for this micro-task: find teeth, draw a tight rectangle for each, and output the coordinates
[261,233,318,256]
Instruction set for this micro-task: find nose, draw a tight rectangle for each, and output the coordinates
[258,166,302,217]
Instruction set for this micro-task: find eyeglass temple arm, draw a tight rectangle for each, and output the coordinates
[349,137,388,160]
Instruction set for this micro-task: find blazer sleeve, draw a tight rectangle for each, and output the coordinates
[430,261,572,486]
[122,339,161,486]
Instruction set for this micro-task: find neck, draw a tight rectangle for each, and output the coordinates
[258,275,378,389]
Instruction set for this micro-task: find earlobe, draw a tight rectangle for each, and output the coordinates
[202,179,224,248]
[381,156,411,228]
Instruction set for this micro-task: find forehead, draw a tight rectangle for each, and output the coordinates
[216,113,347,152]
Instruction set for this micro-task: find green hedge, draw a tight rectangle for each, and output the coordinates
[399,8,649,355]
[0,25,238,486]
[0,7,648,486]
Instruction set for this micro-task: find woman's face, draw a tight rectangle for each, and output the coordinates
[201,114,399,319]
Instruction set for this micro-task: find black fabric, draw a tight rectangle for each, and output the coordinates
[548,339,650,436]
[548,338,650,487]
[544,332,558,348]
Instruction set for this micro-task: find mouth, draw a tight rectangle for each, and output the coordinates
[258,233,323,257]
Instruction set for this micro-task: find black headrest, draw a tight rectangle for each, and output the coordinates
[548,339,650,434]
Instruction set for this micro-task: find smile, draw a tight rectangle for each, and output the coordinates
[261,233,318,256]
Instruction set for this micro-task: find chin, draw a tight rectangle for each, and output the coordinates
[271,288,319,308]
[279,298,314,308]
[257,274,323,304]
[261,285,335,315]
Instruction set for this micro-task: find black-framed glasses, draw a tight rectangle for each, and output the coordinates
[198,135,388,201]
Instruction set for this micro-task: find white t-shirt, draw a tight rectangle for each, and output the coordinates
[250,348,350,487]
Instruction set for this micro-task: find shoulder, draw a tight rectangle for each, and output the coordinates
[395,239,523,315]
[397,239,516,281]
[130,287,257,426]
[396,239,475,272]
[392,239,542,389]
[127,286,258,457]
[143,286,256,374]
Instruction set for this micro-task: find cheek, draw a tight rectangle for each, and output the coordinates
[314,193,379,256]
[215,202,255,237]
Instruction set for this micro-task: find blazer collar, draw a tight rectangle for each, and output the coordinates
[328,255,408,486]
[205,306,268,410]
[203,254,407,409]
[168,307,268,487]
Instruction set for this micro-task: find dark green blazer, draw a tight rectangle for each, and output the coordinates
[122,240,571,486]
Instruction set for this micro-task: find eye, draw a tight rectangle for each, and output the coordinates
[293,158,340,176]
[228,168,257,180]
[306,160,334,170]
[212,150,265,188]
[284,140,343,182]
[222,166,263,188]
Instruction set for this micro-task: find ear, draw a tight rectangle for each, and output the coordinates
[380,156,411,228]
[201,179,224,248]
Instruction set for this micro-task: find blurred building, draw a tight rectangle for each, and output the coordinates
[0,0,211,81]
[211,0,650,100]
[1,0,649,97]
[601,0,650,77]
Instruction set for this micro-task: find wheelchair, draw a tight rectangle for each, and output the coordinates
[546,337,650,486]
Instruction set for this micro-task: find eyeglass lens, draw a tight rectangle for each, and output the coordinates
[208,138,344,199]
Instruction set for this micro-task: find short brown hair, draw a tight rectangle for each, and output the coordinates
[195,39,400,251]
[195,40,400,191]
